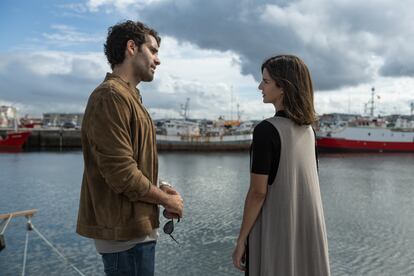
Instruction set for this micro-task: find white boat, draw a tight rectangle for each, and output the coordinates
[156,119,254,151]
[317,117,414,152]
[155,98,254,151]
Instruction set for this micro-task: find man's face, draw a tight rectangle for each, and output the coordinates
[132,35,160,82]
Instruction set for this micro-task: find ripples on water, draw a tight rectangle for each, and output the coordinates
[0,152,413,275]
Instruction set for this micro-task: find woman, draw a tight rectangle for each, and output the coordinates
[232,55,330,275]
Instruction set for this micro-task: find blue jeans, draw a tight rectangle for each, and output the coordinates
[101,241,156,276]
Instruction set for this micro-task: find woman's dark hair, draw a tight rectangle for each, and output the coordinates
[261,54,317,125]
[104,20,161,69]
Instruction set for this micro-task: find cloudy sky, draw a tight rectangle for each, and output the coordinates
[1,0,414,120]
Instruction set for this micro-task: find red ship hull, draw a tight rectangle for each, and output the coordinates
[0,131,31,151]
[317,137,414,153]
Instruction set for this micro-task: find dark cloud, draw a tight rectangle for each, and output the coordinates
[3,0,413,117]
[0,51,236,118]
[128,0,413,90]
[0,52,102,115]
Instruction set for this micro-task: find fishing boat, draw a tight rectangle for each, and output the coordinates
[317,118,414,153]
[317,88,414,153]
[0,106,31,151]
[156,119,254,151]
[156,98,255,151]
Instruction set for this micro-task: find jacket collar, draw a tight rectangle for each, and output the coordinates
[105,73,142,103]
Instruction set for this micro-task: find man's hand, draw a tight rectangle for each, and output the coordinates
[160,185,182,219]
[160,185,178,195]
[163,190,183,218]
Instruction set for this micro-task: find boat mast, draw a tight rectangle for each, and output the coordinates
[230,86,234,121]
[370,87,375,117]
[180,98,190,120]
[12,106,18,132]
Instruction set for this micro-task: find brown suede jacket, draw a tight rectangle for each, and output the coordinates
[76,73,159,241]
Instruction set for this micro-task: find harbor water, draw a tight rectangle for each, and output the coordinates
[1,151,414,275]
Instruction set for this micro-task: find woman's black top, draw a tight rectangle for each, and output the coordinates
[250,110,318,185]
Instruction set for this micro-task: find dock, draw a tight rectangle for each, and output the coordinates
[0,128,81,149]
[0,128,252,151]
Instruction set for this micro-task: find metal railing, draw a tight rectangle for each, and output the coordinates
[0,209,85,276]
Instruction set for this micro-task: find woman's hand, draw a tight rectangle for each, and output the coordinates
[233,174,267,272]
[232,240,246,271]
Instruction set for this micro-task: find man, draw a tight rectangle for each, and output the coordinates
[76,20,183,276]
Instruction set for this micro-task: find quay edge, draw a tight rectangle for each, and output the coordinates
[0,129,252,151]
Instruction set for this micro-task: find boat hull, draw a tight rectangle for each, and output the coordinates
[0,131,31,151]
[156,134,252,151]
[317,137,414,153]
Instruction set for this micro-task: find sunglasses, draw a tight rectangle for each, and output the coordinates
[163,209,180,244]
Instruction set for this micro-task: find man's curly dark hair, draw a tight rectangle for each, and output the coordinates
[104,20,161,70]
